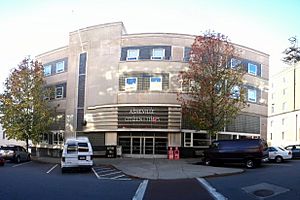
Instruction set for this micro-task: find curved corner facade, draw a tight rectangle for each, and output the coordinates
[35,22,269,158]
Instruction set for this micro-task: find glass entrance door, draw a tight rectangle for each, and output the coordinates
[144,137,154,154]
[132,138,141,154]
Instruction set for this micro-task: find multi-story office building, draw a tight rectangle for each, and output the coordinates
[268,63,300,146]
[35,22,269,158]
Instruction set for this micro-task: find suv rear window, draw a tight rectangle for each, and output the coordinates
[1,147,17,151]
[67,143,77,153]
[78,143,89,152]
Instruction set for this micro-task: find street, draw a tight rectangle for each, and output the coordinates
[2,160,300,200]
[0,161,141,200]
[206,160,300,199]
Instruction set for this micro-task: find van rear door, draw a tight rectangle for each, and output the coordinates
[65,142,78,165]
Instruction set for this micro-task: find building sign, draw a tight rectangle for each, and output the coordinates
[125,77,137,91]
[118,107,169,128]
[150,76,162,91]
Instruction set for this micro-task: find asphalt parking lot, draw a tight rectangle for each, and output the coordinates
[0,161,142,200]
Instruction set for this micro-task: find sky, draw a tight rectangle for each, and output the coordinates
[0,0,299,90]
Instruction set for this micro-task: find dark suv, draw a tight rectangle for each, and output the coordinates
[203,139,269,168]
[0,145,31,163]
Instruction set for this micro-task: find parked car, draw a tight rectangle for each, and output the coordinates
[285,145,300,159]
[203,139,269,168]
[268,146,292,163]
[0,145,31,163]
[0,156,5,166]
[61,137,93,172]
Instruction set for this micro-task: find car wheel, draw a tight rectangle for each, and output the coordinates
[275,156,283,163]
[204,157,211,166]
[16,156,21,163]
[245,159,255,168]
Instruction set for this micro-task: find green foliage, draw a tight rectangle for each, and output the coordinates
[178,31,248,136]
[0,58,53,149]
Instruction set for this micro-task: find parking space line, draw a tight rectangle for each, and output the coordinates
[46,164,58,174]
[111,174,126,179]
[99,171,122,177]
[132,180,148,200]
[92,167,100,179]
[12,161,32,168]
[96,169,116,173]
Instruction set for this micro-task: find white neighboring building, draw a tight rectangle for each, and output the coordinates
[0,123,26,146]
[268,63,300,146]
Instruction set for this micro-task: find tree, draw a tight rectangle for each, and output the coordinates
[177,31,248,136]
[282,36,300,64]
[0,58,53,151]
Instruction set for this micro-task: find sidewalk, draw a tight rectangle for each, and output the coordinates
[32,156,244,180]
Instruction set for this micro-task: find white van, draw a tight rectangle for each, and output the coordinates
[61,137,93,172]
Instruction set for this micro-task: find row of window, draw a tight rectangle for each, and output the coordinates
[43,58,67,77]
[45,83,67,100]
[271,102,287,113]
[119,73,169,92]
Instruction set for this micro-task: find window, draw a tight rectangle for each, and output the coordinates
[44,65,51,76]
[271,93,274,99]
[283,77,286,83]
[282,132,285,140]
[126,49,139,60]
[151,48,165,60]
[282,118,285,125]
[67,143,77,153]
[230,58,241,69]
[55,86,63,99]
[270,120,273,127]
[248,89,257,102]
[283,88,286,95]
[248,63,257,75]
[271,106,274,113]
[150,76,162,91]
[282,102,287,111]
[270,133,272,140]
[78,143,89,152]
[184,133,191,147]
[125,77,137,91]
[230,86,240,99]
[56,61,65,73]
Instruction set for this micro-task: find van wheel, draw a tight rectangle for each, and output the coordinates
[275,156,283,163]
[61,168,66,173]
[245,159,255,168]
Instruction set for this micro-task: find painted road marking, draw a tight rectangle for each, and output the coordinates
[96,169,116,173]
[92,167,100,179]
[12,161,32,168]
[46,164,58,174]
[93,166,132,180]
[99,171,122,177]
[197,178,227,200]
[132,180,148,200]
